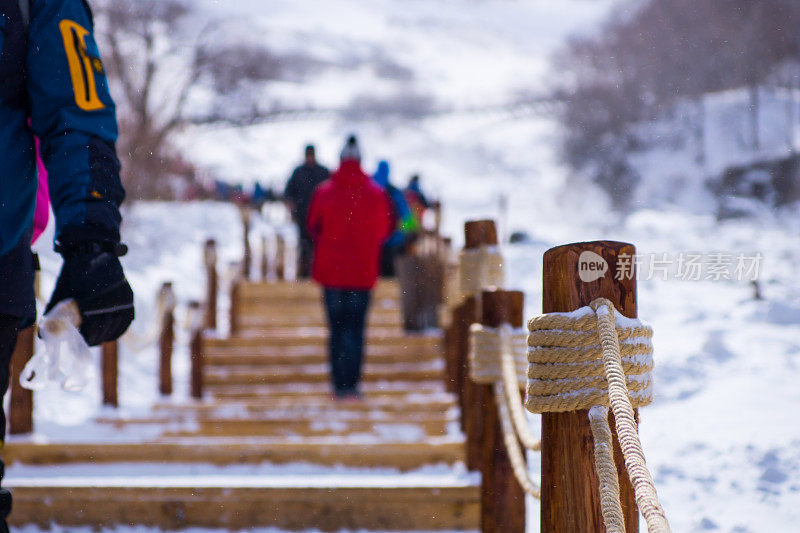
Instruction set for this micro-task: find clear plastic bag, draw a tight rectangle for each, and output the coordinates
[21,299,94,392]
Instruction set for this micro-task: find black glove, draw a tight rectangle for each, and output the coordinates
[45,241,134,347]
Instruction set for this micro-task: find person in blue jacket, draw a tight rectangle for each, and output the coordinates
[372,160,419,276]
[0,1,134,528]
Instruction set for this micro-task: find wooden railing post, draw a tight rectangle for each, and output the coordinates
[260,235,269,281]
[479,289,526,533]
[275,235,286,281]
[229,281,240,336]
[9,326,35,434]
[102,340,118,407]
[190,330,203,400]
[458,219,499,471]
[240,207,252,280]
[541,241,639,532]
[158,282,176,396]
[203,239,217,330]
[188,300,203,399]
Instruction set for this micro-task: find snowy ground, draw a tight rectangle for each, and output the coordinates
[11,0,800,532]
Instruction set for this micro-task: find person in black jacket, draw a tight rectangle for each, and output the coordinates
[284,145,329,278]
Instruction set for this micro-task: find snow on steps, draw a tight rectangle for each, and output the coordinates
[7,473,479,531]
[4,438,467,469]
[4,279,476,530]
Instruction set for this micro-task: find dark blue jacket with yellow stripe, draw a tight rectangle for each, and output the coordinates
[0,0,124,317]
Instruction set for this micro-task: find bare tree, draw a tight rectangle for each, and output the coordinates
[93,0,211,199]
[552,0,800,208]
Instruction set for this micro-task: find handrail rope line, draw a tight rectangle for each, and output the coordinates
[494,380,541,498]
[498,324,541,452]
[468,322,542,498]
[589,405,626,533]
[590,299,670,533]
[526,299,670,533]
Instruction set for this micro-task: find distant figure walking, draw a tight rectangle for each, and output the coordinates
[307,136,393,399]
[284,145,329,278]
[404,174,431,222]
[373,161,419,277]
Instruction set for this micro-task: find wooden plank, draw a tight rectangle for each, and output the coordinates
[8,485,479,531]
[203,363,443,386]
[203,330,443,349]
[203,346,440,366]
[205,380,447,399]
[152,395,457,414]
[4,439,467,469]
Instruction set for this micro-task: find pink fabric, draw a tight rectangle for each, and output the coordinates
[31,136,50,244]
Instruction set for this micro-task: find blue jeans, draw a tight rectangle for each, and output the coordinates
[323,289,370,395]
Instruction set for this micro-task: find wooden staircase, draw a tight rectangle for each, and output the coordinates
[4,279,479,531]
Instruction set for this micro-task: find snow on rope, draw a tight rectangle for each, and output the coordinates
[527,298,670,533]
[468,323,541,497]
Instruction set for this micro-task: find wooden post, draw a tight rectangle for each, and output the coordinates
[241,207,252,280]
[203,239,218,330]
[459,219,499,471]
[9,326,35,435]
[541,241,639,532]
[260,235,269,281]
[102,341,118,408]
[229,281,240,336]
[479,289,526,533]
[190,328,203,400]
[158,282,176,396]
[275,235,286,281]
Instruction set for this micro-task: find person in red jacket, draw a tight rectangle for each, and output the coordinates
[307,135,393,399]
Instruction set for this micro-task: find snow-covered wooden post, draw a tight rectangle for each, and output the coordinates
[459,219,498,471]
[9,326,35,434]
[260,235,269,281]
[158,282,176,396]
[189,300,203,399]
[240,207,252,280]
[479,289,525,533]
[541,241,638,532]
[229,280,240,336]
[203,239,218,330]
[102,340,118,407]
[275,234,286,281]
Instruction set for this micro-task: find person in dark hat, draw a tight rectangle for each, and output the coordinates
[284,144,329,278]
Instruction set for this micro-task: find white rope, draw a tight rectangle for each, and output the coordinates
[494,380,541,498]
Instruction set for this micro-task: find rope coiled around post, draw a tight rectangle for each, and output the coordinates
[458,246,504,301]
[526,299,670,533]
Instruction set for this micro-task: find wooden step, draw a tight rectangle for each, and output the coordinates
[204,330,443,349]
[101,414,455,438]
[153,394,458,415]
[4,438,466,469]
[204,362,443,386]
[237,313,402,329]
[237,300,401,316]
[207,380,446,400]
[204,345,440,366]
[7,477,479,531]
[237,280,400,301]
